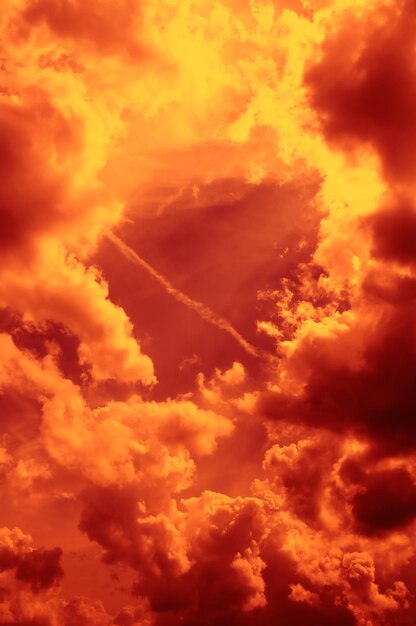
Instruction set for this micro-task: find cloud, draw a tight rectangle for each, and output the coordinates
[260,296,416,457]
[2,0,416,625]
[352,468,416,535]
[367,197,416,266]
[0,95,154,384]
[63,596,112,626]
[17,0,146,59]
[0,527,64,624]
[15,547,63,593]
[305,0,416,184]
[0,98,75,258]
[0,11,155,387]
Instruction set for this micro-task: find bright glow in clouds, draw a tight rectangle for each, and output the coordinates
[1,1,416,624]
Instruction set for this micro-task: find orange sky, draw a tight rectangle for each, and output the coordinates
[1,1,416,625]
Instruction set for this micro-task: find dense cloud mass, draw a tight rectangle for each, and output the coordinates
[1,0,416,625]
[305,0,416,184]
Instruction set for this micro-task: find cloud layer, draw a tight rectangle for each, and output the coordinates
[1,1,415,625]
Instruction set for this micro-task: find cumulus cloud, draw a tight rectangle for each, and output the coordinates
[2,0,416,625]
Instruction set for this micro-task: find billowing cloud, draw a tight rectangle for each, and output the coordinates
[305,0,416,185]
[1,0,416,625]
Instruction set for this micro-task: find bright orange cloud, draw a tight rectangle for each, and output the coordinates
[1,1,416,625]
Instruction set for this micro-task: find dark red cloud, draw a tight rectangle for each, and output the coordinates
[79,486,141,568]
[79,486,266,615]
[150,544,357,626]
[260,306,416,456]
[362,272,416,309]
[0,308,86,386]
[79,485,189,612]
[16,547,64,592]
[0,529,63,597]
[79,484,359,626]
[352,468,416,535]
[0,547,19,572]
[367,198,416,265]
[305,0,416,184]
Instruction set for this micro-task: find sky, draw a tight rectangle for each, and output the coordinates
[0,0,416,624]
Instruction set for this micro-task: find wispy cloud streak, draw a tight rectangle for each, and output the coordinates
[107,231,269,360]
